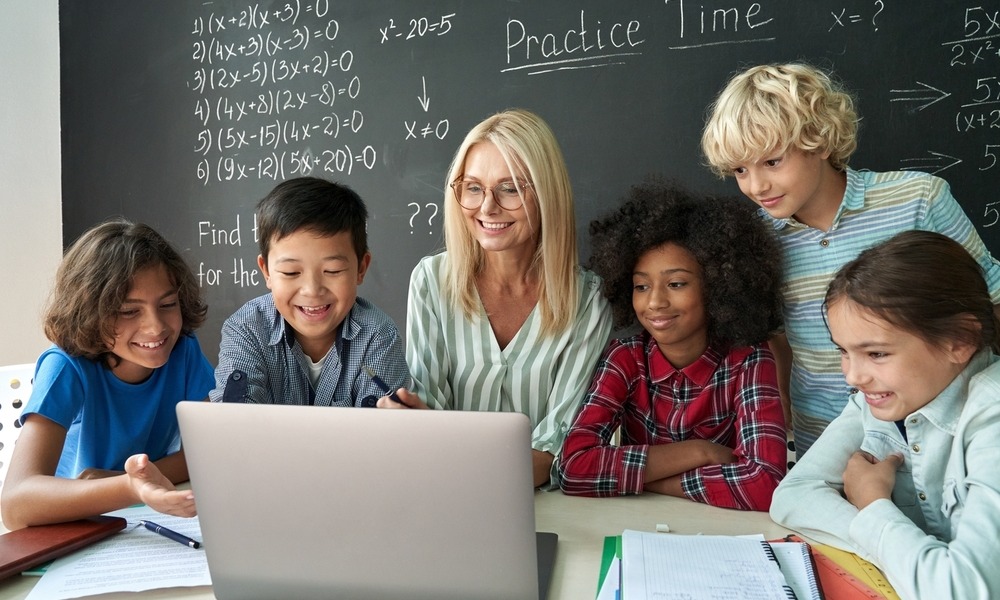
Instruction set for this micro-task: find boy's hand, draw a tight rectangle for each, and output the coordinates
[843,451,902,510]
[125,454,197,517]
[377,388,428,409]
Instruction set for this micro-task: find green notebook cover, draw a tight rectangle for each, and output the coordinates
[596,535,622,598]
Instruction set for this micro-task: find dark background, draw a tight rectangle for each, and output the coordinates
[60,1,1000,362]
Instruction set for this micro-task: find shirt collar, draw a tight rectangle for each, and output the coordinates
[913,350,993,433]
[645,333,722,387]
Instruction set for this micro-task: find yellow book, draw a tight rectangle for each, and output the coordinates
[789,536,900,600]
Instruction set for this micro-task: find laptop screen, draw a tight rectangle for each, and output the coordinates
[178,403,548,600]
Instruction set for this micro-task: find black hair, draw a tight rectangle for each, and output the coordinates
[256,177,369,262]
[588,179,783,348]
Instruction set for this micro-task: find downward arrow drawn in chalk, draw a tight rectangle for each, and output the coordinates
[418,76,430,112]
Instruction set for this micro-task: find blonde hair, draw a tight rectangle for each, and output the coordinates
[442,108,578,336]
[701,63,858,177]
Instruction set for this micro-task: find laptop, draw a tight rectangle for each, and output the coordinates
[177,402,557,600]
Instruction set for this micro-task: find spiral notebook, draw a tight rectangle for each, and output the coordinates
[771,541,824,600]
[621,530,799,599]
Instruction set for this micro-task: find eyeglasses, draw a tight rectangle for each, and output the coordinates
[449,179,533,210]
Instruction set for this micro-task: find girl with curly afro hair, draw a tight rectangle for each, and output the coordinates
[559,180,787,511]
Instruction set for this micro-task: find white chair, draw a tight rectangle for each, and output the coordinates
[0,364,33,492]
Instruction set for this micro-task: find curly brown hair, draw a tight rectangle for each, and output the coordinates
[588,179,783,348]
[44,219,207,367]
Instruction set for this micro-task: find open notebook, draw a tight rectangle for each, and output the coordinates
[178,402,555,600]
[620,530,821,599]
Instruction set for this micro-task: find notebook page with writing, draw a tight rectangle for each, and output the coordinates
[771,541,823,600]
[621,530,794,600]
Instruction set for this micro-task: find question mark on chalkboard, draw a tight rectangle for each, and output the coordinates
[872,0,884,31]
[408,202,421,234]
[424,203,439,233]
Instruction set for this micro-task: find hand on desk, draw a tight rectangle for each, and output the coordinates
[125,454,197,518]
[376,388,428,409]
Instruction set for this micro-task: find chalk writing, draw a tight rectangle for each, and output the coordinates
[664,0,774,49]
[198,216,243,247]
[899,151,963,175]
[503,10,644,75]
[193,213,259,287]
[59,1,1000,364]
[980,145,1000,171]
[944,7,1000,66]
[828,1,885,33]
[379,13,455,43]
[407,202,440,235]
[984,200,1000,226]
[189,0,373,192]
[889,82,951,113]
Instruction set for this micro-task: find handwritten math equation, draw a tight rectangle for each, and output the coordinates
[181,0,1000,279]
[188,2,453,190]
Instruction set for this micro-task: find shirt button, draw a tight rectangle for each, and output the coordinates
[909,418,918,424]
[820,239,830,247]
[911,444,920,453]
[918,492,927,501]
[232,372,242,381]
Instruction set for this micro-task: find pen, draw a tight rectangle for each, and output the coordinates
[364,366,403,404]
[138,519,202,549]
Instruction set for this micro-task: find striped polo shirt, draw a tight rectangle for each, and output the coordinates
[769,168,1000,457]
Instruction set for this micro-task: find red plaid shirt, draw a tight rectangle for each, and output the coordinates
[559,332,786,510]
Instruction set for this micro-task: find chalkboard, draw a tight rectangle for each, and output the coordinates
[60,1,1000,362]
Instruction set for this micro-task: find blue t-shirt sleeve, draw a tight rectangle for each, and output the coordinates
[181,334,215,401]
[22,348,87,430]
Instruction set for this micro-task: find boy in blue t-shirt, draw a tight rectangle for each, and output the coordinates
[700,63,1000,457]
[210,177,409,407]
[3,219,214,529]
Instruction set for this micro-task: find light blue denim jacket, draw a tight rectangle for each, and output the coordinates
[771,351,1000,599]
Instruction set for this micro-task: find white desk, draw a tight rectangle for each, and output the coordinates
[0,492,793,599]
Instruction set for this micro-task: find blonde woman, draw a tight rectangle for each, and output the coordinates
[386,109,612,488]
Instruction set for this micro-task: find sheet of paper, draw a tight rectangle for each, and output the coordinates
[25,505,210,600]
[621,529,790,600]
[596,556,620,600]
